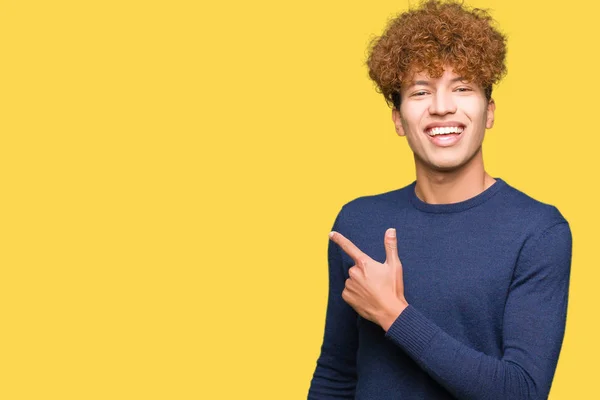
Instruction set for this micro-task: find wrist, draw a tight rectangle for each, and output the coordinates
[379,299,408,332]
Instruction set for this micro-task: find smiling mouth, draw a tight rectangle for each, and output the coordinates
[425,126,464,136]
[424,125,465,147]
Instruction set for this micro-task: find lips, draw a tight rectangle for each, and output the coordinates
[423,122,465,147]
[427,126,464,136]
[424,121,466,136]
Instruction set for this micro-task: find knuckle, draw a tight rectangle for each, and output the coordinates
[358,257,369,267]
[348,266,357,278]
[342,287,350,299]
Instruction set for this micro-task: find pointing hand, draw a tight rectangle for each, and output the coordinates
[329,228,408,331]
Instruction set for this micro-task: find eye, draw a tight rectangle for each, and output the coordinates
[411,90,428,97]
[455,87,472,93]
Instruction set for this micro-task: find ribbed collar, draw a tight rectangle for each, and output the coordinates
[408,177,507,214]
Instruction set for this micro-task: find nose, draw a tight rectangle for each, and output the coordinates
[428,90,457,116]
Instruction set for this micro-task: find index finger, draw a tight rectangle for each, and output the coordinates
[329,231,371,265]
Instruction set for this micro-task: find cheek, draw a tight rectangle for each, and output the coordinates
[400,104,427,133]
[461,101,488,126]
[404,128,425,152]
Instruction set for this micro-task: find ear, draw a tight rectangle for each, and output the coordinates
[485,98,496,129]
[392,108,406,136]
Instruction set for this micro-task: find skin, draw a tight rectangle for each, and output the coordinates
[330,66,499,331]
[393,66,496,204]
[329,228,407,332]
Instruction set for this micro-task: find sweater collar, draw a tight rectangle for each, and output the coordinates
[408,177,507,214]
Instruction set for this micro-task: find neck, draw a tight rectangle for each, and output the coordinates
[413,149,496,204]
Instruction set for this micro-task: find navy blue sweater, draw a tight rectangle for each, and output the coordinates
[308,178,572,400]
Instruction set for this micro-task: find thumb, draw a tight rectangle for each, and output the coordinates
[384,228,405,299]
[384,228,401,266]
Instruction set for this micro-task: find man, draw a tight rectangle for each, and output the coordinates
[307,1,572,399]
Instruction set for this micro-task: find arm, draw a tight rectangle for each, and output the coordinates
[308,211,358,399]
[385,221,573,399]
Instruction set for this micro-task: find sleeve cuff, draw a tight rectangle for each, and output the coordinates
[384,304,440,362]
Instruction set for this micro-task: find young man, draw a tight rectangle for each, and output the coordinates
[308,1,572,399]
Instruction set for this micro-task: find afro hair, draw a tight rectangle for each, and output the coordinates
[366,0,507,109]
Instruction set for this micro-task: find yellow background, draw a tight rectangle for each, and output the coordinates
[0,0,597,398]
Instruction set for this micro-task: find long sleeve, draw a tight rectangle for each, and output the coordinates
[384,221,573,399]
[308,210,358,399]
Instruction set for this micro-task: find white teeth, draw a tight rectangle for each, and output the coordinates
[428,126,464,136]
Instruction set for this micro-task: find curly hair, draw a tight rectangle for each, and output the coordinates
[366,0,507,109]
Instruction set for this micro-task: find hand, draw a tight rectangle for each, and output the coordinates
[329,228,408,331]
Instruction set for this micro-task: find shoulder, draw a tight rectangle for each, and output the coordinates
[496,178,569,234]
[335,182,414,226]
[495,180,572,265]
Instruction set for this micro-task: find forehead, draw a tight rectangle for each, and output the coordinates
[406,68,464,85]
[401,67,485,92]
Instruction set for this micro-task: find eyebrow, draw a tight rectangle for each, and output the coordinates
[408,76,467,88]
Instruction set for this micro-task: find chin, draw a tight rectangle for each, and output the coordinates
[430,163,463,172]
[428,157,466,172]
[416,152,471,173]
